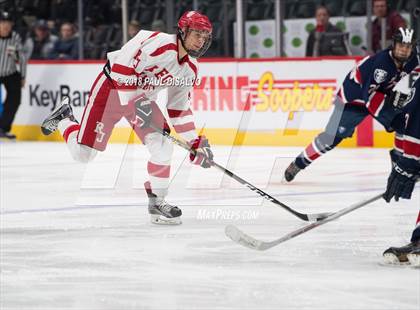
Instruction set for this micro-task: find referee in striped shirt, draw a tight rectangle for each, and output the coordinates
[0,11,26,139]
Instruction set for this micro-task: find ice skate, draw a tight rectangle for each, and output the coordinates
[41,96,76,135]
[284,161,301,182]
[407,247,420,267]
[148,199,182,225]
[145,183,182,225]
[383,241,419,265]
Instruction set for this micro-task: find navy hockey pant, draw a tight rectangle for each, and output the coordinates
[295,102,369,169]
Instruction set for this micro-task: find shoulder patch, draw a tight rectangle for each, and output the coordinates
[374,69,388,83]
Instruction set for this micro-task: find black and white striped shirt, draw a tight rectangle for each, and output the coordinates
[0,31,27,78]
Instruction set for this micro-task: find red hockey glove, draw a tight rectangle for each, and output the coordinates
[188,135,214,168]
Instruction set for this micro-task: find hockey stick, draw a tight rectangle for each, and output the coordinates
[150,124,332,222]
[225,193,383,251]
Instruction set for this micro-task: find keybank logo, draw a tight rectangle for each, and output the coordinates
[28,84,90,111]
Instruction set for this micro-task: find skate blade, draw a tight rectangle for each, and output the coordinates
[41,126,54,136]
[383,253,409,265]
[150,214,182,225]
[407,254,420,267]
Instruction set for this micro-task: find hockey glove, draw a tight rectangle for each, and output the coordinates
[188,135,214,168]
[383,158,418,202]
[133,96,152,128]
[385,90,410,111]
[388,149,401,169]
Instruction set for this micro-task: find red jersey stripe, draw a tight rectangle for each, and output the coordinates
[394,136,404,149]
[173,122,195,133]
[145,31,160,42]
[111,63,135,76]
[139,31,160,46]
[367,92,385,115]
[403,139,420,158]
[355,67,362,84]
[305,142,322,161]
[147,161,171,178]
[150,43,178,57]
[167,108,193,118]
[63,124,80,142]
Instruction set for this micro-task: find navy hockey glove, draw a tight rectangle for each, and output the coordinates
[188,135,214,168]
[133,96,152,128]
[383,159,418,202]
[388,149,401,168]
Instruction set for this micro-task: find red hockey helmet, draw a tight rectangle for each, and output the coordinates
[177,11,212,58]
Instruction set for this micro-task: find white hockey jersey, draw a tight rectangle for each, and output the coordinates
[106,30,199,142]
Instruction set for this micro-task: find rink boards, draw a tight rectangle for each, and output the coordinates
[9,57,395,147]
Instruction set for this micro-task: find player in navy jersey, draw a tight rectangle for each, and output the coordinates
[284,27,419,182]
[382,50,420,265]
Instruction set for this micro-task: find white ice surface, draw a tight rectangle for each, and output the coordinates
[1,141,419,310]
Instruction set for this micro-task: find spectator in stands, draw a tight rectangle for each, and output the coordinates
[48,22,78,60]
[306,5,348,57]
[47,19,58,36]
[151,19,166,32]
[128,20,140,39]
[25,20,58,60]
[0,11,26,139]
[372,0,406,53]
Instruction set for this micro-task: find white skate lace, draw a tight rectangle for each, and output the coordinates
[44,119,59,131]
[158,201,174,214]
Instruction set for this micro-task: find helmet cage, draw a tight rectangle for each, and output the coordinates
[391,27,415,63]
[178,27,212,58]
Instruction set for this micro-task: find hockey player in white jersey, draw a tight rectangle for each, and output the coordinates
[41,11,214,225]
